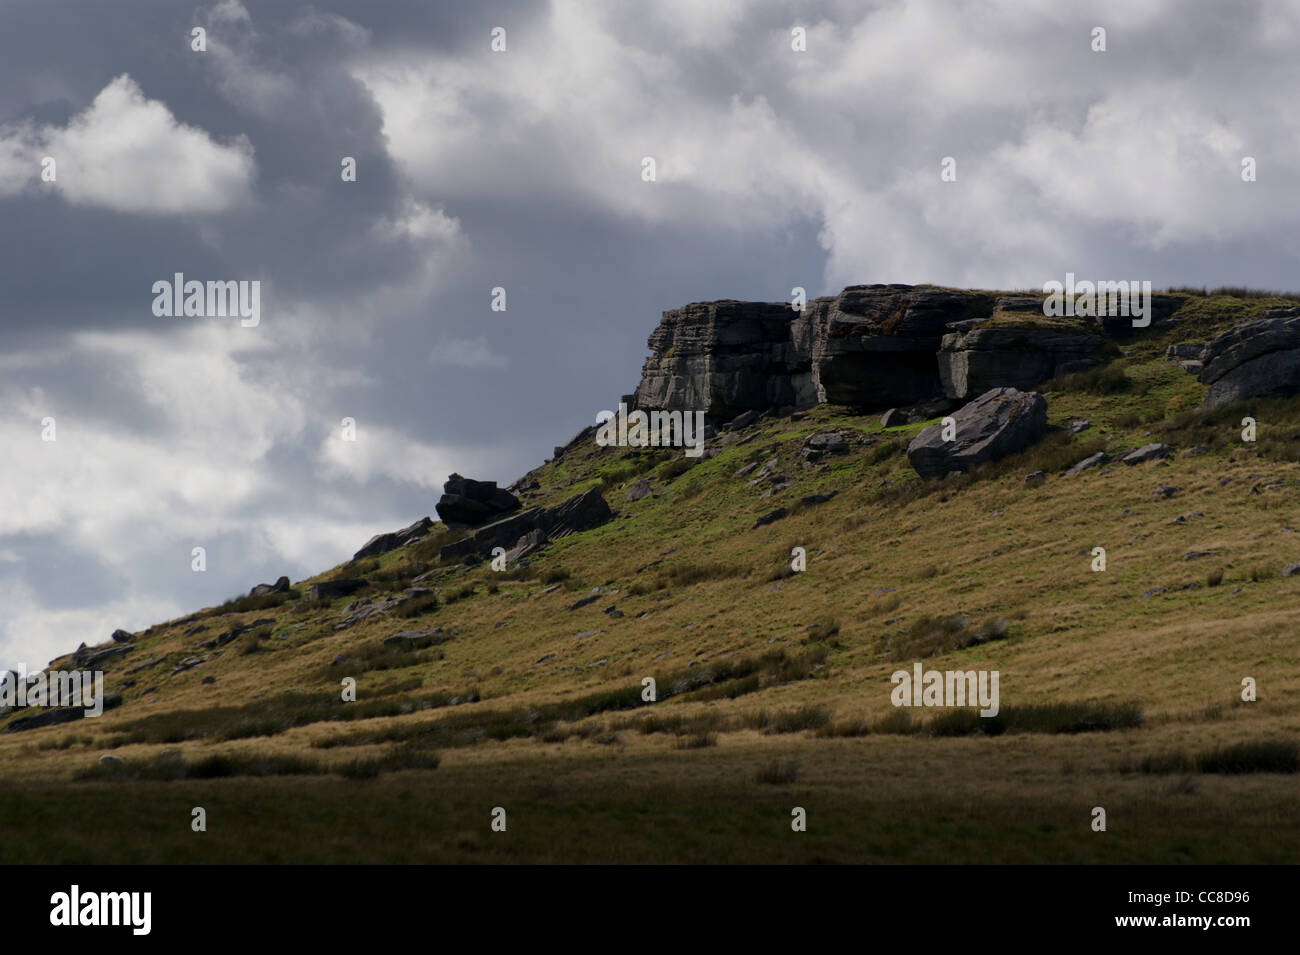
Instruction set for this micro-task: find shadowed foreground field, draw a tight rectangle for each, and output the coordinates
[3,731,1299,864]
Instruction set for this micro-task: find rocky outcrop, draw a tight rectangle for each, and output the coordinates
[937,324,1105,399]
[440,486,612,563]
[633,300,817,418]
[435,474,520,529]
[798,286,995,409]
[249,576,291,597]
[353,518,433,561]
[906,387,1048,478]
[1199,311,1300,408]
[630,285,1138,416]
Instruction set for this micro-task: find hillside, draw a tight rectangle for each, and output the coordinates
[2,286,1299,863]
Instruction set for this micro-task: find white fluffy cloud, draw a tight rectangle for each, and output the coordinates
[0,74,255,214]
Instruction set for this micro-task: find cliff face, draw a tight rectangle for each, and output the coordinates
[633,284,1104,418]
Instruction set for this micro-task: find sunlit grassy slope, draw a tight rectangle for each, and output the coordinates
[2,291,1298,863]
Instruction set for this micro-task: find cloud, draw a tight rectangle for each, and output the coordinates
[0,74,255,214]
[430,336,508,369]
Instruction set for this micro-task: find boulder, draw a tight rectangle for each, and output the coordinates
[624,479,652,502]
[110,628,134,644]
[880,408,907,428]
[1064,451,1108,476]
[435,474,520,529]
[541,486,614,538]
[906,387,1048,479]
[504,528,547,564]
[727,410,761,430]
[1122,443,1172,465]
[1199,313,1300,408]
[353,518,433,561]
[249,576,291,597]
[382,628,448,650]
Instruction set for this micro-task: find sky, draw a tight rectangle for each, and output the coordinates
[1,0,1297,672]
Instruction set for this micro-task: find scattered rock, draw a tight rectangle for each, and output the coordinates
[733,462,758,478]
[1064,452,1108,476]
[1141,588,1166,599]
[1122,443,1172,465]
[753,507,788,528]
[1024,470,1046,487]
[1282,563,1300,578]
[1068,419,1091,435]
[1155,486,1179,499]
[880,408,907,428]
[727,410,760,430]
[200,676,215,685]
[1182,551,1213,561]
[110,629,134,644]
[382,628,448,650]
[99,755,125,766]
[624,479,652,502]
[803,431,850,456]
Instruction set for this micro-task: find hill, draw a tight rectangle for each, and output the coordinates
[2,285,1299,863]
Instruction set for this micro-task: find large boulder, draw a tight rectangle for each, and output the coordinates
[937,324,1105,399]
[907,387,1048,478]
[1199,312,1300,409]
[353,517,434,561]
[434,474,520,528]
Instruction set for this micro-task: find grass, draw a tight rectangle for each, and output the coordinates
[1123,741,1299,775]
